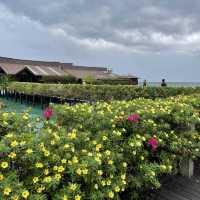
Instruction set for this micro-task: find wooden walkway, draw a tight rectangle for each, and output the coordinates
[157,175,200,200]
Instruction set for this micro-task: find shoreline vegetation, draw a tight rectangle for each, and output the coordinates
[1,81,200,199]
[5,82,200,102]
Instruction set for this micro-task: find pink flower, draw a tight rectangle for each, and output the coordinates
[127,114,140,123]
[148,138,158,151]
[43,107,53,120]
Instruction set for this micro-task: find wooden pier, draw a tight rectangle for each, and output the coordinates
[157,160,200,200]
[157,175,200,200]
[0,89,88,108]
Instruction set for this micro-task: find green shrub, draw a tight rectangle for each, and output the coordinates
[39,75,79,84]
[7,82,200,101]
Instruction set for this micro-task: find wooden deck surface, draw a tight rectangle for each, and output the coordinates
[157,176,200,200]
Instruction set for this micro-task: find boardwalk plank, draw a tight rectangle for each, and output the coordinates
[158,176,200,200]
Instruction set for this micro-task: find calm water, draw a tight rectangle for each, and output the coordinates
[139,82,200,87]
[0,97,43,116]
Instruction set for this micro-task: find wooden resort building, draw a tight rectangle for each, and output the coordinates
[0,57,138,85]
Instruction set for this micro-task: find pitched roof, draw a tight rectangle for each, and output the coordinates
[63,69,109,79]
[0,57,138,79]
[0,56,73,67]
[0,63,69,77]
[65,65,108,71]
[0,63,24,74]
[23,65,69,76]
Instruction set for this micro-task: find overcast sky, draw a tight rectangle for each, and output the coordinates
[1,1,200,82]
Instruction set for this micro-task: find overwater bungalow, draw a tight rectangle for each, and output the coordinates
[0,57,138,85]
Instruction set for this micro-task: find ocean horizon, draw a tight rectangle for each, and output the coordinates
[139,82,200,87]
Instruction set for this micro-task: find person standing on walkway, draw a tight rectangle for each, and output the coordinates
[143,80,147,87]
[161,79,167,87]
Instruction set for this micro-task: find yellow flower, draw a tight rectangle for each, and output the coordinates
[68,160,72,165]
[82,168,88,175]
[101,180,106,186]
[4,187,12,195]
[72,156,79,164]
[121,174,126,180]
[95,157,101,164]
[63,195,68,200]
[55,173,62,181]
[44,150,50,157]
[95,144,102,151]
[108,160,113,165]
[97,170,103,176]
[69,183,77,191]
[102,136,107,141]
[33,177,39,183]
[11,140,18,147]
[92,140,97,145]
[75,195,81,200]
[37,186,45,193]
[81,149,87,153]
[61,159,67,164]
[63,144,70,150]
[87,152,93,157]
[26,149,33,154]
[43,176,52,183]
[122,162,127,168]
[44,169,49,175]
[6,133,13,138]
[35,162,43,168]
[22,190,29,199]
[68,129,77,139]
[12,195,19,200]
[50,140,55,145]
[22,115,29,120]
[3,121,8,126]
[76,168,82,175]
[8,152,16,159]
[20,141,26,146]
[106,179,111,186]
[58,166,65,173]
[2,113,8,118]
[114,186,120,192]
[0,173,4,181]
[94,184,98,189]
[105,150,111,156]
[108,191,114,199]
[1,161,8,169]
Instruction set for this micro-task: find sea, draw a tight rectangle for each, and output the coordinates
[139,82,200,87]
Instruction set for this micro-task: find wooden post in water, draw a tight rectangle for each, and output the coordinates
[20,93,22,104]
[32,95,35,106]
[15,92,17,102]
[41,96,43,109]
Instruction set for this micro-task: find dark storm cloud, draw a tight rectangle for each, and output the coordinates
[1,0,200,53]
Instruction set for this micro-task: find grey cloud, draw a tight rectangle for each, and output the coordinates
[2,0,200,53]
[0,1,199,53]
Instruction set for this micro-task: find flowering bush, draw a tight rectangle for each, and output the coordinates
[54,94,200,199]
[1,94,200,199]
